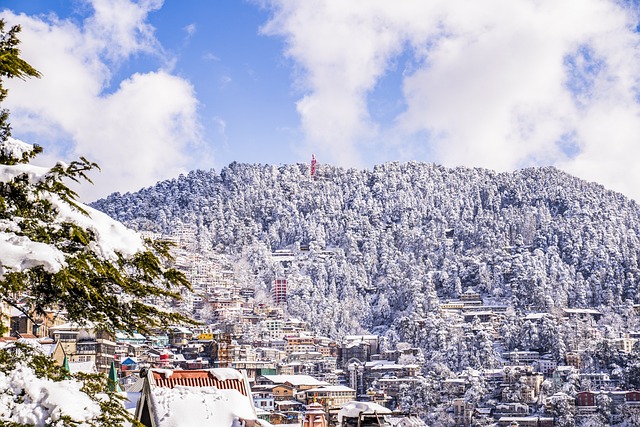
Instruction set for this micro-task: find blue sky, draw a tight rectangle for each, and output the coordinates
[2,1,640,202]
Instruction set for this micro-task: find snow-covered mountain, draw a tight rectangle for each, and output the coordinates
[91,162,640,353]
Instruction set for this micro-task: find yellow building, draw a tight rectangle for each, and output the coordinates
[197,333,214,340]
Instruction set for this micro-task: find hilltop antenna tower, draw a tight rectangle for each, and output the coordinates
[310,154,317,177]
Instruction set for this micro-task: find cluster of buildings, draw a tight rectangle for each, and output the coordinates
[445,354,640,426]
[436,289,640,426]
[0,231,424,425]
[3,227,640,426]
[0,312,424,426]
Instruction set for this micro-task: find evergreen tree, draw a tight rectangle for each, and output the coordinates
[0,19,192,335]
[0,20,40,146]
[0,19,193,426]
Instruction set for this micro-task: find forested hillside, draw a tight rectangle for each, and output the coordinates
[92,162,640,366]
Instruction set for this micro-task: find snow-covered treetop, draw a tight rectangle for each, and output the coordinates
[0,137,36,163]
[0,136,192,334]
[0,138,144,280]
[93,160,640,343]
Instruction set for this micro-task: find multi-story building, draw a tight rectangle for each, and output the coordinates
[536,356,558,376]
[579,372,610,390]
[272,278,287,305]
[9,308,64,338]
[296,385,356,408]
[501,366,544,403]
[282,318,309,336]
[460,287,483,306]
[257,346,287,363]
[230,344,258,362]
[576,391,597,417]
[340,342,369,369]
[453,398,474,426]
[252,389,275,411]
[612,335,638,353]
[501,350,540,366]
[168,326,193,347]
[497,417,553,427]
[257,374,329,401]
[565,352,581,369]
[377,376,422,403]
[285,335,316,355]
[264,319,284,339]
[49,322,116,373]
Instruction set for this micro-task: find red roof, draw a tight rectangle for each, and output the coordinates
[151,370,248,396]
[627,391,640,402]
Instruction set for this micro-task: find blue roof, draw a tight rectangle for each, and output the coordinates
[121,357,139,365]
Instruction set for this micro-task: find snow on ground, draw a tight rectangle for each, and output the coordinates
[0,362,101,426]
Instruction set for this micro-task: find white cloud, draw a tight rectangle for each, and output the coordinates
[203,52,220,61]
[262,0,640,201]
[1,0,203,201]
[213,116,227,135]
[87,0,163,61]
[184,23,197,38]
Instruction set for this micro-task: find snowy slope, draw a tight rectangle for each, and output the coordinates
[92,162,640,347]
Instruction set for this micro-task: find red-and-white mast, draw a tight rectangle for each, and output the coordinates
[311,154,317,177]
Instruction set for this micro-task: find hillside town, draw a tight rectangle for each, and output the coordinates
[3,0,640,425]
[2,225,640,427]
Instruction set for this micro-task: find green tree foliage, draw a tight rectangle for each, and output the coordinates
[0,20,41,148]
[0,140,194,335]
[0,19,192,426]
[0,343,137,427]
[0,19,193,336]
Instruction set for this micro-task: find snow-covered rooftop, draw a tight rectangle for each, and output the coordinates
[115,332,146,340]
[148,386,256,426]
[524,313,548,320]
[303,385,355,393]
[562,308,601,315]
[68,361,97,374]
[261,374,328,387]
[337,401,391,423]
[136,368,256,426]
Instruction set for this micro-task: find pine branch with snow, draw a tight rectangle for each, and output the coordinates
[0,343,139,427]
[0,19,192,426]
[0,137,194,334]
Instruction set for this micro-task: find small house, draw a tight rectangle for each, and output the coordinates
[135,368,259,426]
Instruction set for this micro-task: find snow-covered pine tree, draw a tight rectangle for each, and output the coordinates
[0,19,193,426]
[0,20,40,146]
[0,21,191,333]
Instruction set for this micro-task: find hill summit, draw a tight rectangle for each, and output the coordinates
[92,161,640,348]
